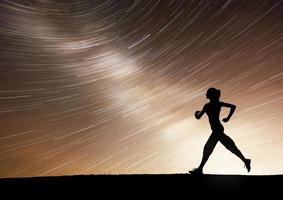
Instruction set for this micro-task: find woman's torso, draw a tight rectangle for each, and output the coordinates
[205,102,224,132]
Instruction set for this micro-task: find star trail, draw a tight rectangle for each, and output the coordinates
[0,0,282,177]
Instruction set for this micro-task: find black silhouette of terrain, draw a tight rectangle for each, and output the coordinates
[0,174,281,197]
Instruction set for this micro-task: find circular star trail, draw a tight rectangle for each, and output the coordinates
[0,0,282,177]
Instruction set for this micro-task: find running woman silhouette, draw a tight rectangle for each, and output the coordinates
[189,88,251,175]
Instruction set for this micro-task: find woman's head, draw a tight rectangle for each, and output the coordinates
[206,88,221,101]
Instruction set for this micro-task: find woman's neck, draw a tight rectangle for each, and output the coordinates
[209,99,219,103]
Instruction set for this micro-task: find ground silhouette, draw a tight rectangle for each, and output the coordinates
[0,174,281,197]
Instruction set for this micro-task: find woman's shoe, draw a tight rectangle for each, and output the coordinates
[189,168,203,175]
[244,159,251,172]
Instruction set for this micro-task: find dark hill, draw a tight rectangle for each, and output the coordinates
[0,174,281,197]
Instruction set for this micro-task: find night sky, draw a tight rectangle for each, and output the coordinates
[0,0,282,178]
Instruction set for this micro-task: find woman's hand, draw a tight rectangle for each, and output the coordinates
[222,117,229,123]
[195,111,200,119]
